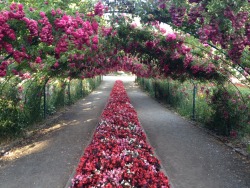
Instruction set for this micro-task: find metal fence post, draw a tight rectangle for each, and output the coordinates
[154,79,157,98]
[68,80,71,104]
[80,80,83,97]
[43,83,46,119]
[192,84,197,120]
[167,82,170,104]
[63,81,65,107]
[92,77,96,91]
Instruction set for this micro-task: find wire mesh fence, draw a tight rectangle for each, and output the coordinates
[0,76,101,139]
[136,77,250,137]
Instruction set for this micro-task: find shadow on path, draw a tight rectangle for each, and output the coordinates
[0,78,115,188]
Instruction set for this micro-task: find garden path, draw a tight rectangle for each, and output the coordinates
[0,76,249,188]
[124,78,250,188]
[0,77,120,188]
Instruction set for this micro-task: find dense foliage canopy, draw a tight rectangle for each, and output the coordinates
[0,0,249,86]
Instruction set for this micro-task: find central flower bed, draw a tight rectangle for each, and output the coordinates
[71,80,170,188]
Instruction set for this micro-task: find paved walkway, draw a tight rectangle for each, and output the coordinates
[0,77,117,188]
[124,79,250,188]
[0,76,249,188]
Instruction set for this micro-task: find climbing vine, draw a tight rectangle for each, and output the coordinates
[0,0,248,85]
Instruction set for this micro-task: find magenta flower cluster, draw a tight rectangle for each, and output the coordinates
[39,12,53,45]
[157,1,249,66]
[0,61,8,77]
[0,2,108,77]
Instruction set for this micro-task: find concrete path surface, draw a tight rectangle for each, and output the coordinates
[0,76,249,188]
[0,77,118,188]
[124,79,250,188]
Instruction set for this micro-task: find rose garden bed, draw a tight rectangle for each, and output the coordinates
[71,80,170,188]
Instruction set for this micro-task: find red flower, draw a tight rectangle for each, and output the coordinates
[71,81,170,188]
[35,57,42,64]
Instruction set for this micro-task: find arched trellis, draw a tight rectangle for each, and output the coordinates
[0,1,248,87]
[101,0,250,83]
[0,0,249,138]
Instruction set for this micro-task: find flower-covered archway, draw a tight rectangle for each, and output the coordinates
[0,1,249,187]
[0,0,249,86]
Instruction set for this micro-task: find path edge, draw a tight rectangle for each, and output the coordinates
[64,84,112,188]
[137,84,250,160]
[126,82,175,188]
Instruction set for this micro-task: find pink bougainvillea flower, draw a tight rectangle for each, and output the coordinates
[92,35,99,44]
[35,56,42,64]
[39,11,46,18]
[94,2,104,17]
[166,33,176,41]
[53,61,59,68]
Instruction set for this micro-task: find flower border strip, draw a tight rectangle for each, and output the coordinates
[71,80,170,188]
